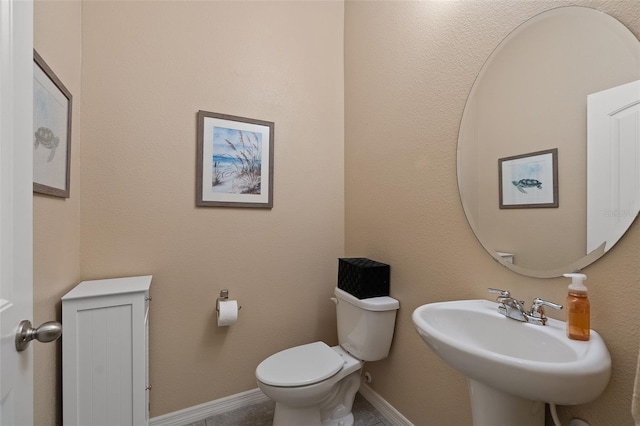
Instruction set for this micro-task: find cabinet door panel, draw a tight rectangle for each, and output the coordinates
[77,304,133,425]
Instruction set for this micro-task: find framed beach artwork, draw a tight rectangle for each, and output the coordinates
[498,148,558,209]
[196,111,274,208]
[33,50,72,198]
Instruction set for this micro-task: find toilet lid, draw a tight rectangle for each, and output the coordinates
[256,341,345,387]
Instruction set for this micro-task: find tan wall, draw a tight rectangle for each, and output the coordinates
[345,1,640,425]
[79,0,344,417]
[33,1,82,425]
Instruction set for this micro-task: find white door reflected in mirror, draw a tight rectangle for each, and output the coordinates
[587,80,640,255]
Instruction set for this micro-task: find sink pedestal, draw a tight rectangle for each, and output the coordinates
[468,379,544,426]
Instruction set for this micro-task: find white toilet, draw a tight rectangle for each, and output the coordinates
[255,287,400,426]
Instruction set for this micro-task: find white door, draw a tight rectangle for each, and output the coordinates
[587,80,640,254]
[0,1,35,425]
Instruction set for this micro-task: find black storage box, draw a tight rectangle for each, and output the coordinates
[337,258,390,299]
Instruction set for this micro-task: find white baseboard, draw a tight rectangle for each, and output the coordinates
[149,384,412,426]
[149,388,270,426]
[359,383,414,426]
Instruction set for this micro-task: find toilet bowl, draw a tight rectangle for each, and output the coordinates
[257,343,363,426]
[255,287,400,426]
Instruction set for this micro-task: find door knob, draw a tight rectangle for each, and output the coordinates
[15,320,62,352]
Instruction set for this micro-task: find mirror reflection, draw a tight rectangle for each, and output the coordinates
[457,6,640,278]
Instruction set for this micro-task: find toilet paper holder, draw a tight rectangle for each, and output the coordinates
[216,289,241,313]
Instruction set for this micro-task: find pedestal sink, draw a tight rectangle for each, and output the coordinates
[412,299,611,426]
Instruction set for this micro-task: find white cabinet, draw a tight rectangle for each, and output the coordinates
[62,275,152,426]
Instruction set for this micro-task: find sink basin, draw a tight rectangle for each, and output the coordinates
[412,299,611,406]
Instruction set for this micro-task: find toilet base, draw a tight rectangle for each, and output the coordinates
[270,370,362,426]
[273,405,322,425]
[325,413,354,426]
[273,405,355,426]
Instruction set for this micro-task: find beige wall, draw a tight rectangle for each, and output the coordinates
[33,1,82,425]
[345,1,640,425]
[79,0,344,417]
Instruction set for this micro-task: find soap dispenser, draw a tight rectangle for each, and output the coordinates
[564,273,590,341]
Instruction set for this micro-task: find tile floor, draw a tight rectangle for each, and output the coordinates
[183,392,392,426]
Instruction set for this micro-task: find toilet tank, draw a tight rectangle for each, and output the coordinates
[334,287,400,361]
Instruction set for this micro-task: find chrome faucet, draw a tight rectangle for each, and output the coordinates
[527,297,564,325]
[488,289,563,326]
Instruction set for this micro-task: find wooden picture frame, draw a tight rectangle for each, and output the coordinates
[499,148,558,209]
[196,111,274,208]
[33,50,72,198]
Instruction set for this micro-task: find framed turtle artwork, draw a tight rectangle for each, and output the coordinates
[33,50,72,198]
[498,148,558,209]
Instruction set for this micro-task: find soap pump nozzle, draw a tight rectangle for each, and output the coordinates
[563,273,587,294]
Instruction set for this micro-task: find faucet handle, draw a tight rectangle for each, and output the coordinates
[529,298,563,318]
[488,288,511,298]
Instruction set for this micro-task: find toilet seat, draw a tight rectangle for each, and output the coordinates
[256,341,345,387]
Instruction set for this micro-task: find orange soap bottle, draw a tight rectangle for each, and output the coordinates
[564,273,590,341]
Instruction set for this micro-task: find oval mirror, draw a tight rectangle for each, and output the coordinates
[457,6,640,278]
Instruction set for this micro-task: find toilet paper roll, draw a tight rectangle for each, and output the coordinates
[217,300,239,327]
